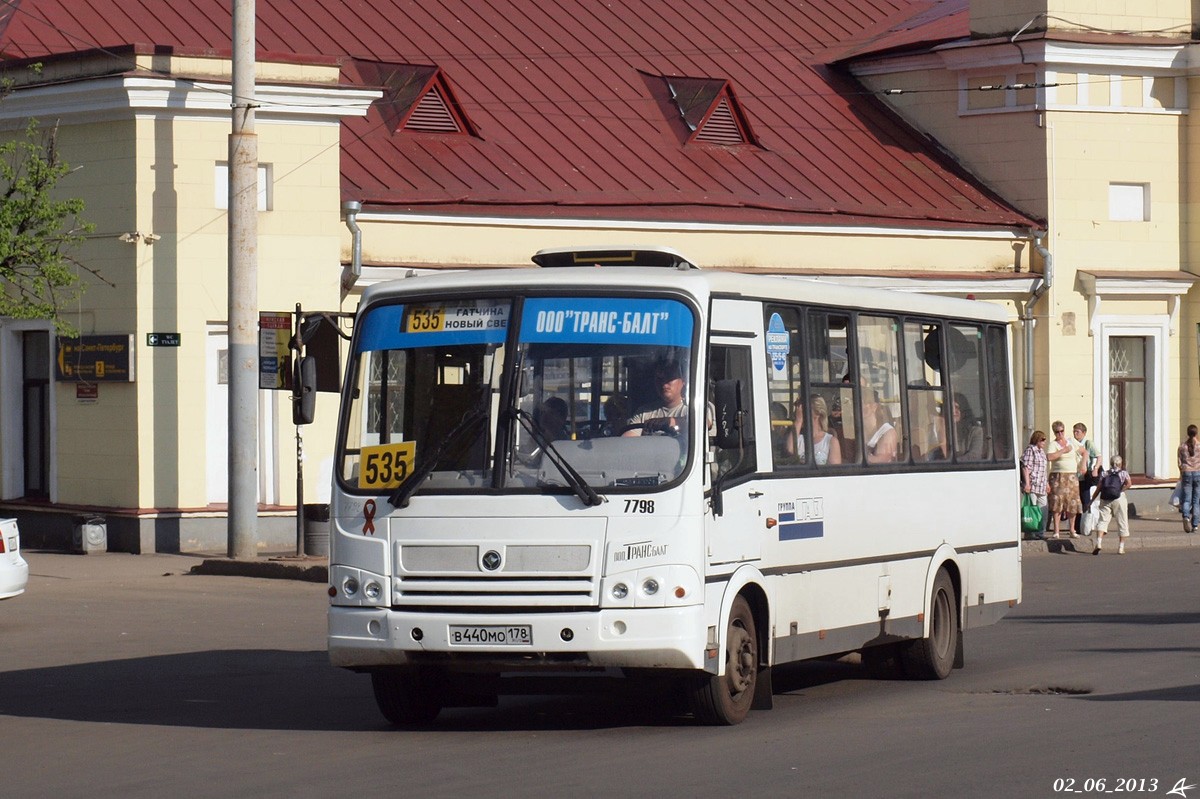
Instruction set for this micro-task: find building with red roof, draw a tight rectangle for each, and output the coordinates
[0,0,1191,548]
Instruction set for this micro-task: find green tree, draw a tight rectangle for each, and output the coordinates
[0,119,100,332]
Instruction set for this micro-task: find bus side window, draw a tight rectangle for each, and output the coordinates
[806,311,856,463]
[764,304,805,469]
[904,321,947,461]
[946,323,989,462]
[708,344,757,479]
[857,315,903,465]
[986,326,1013,461]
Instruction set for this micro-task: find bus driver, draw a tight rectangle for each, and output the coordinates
[623,360,687,436]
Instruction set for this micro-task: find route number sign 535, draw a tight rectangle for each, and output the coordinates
[358,442,416,489]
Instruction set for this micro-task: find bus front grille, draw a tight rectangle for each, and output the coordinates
[394,543,598,607]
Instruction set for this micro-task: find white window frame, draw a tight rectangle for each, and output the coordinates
[214,162,273,211]
[1092,317,1170,478]
[1109,182,1149,222]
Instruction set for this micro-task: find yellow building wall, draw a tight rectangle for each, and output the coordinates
[969,0,1193,37]
[350,219,1028,275]
[31,97,346,511]
[131,114,345,511]
[48,121,140,507]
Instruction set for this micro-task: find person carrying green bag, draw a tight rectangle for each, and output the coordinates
[1021,492,1043,535]
[1021,430,1049,539]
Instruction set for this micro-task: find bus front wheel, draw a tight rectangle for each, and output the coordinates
[371,666,444,726]
[900,569,958,680]
[689,595,757,725]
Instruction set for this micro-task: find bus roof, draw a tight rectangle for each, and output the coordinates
[359,261,1009,325]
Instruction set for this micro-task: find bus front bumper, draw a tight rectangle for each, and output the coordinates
[328,604,708,671]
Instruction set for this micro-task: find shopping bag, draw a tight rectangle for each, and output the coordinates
[1171,480,1182,507]
[1020,493,1043,534]
[1079,508,1093,536]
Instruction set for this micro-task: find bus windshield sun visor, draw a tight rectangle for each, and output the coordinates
[510,408,603,506]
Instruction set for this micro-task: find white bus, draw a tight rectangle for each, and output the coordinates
[327,246,1021,725]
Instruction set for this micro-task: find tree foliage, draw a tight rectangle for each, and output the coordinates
[0,120,99,332]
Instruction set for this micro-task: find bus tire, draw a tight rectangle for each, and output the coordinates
[689,595,757,725]
[371,666,444,726]
[900,569,958,680]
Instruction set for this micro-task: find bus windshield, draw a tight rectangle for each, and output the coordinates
[338,295,696,498]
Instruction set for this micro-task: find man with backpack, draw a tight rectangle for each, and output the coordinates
[1092,455,1133,555]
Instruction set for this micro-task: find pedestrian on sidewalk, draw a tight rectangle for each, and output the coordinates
[1073,422,1101,535]
[1021,430,1049,539]
[1092,455,1132,555]
[1046,420,1085,539]
[1178,424,1200,534]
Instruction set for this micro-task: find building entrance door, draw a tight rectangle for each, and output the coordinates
[21,330,50,499]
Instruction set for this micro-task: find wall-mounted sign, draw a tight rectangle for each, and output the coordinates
[147,332,181,347]
[55,335,135,382]
[259,311,294,390]
[76,383,99,402]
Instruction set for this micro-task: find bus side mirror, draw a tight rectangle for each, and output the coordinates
[712,378,744,450]
[293,356,317,425]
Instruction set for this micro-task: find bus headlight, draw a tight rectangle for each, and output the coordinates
[363,580,381,600]
[642,578,659,596]
[611,582,629,600]
[343,576,360,596]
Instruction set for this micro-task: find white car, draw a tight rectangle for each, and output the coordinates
[0,518,28,600]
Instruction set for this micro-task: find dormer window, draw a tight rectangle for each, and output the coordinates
[665,76,755,146]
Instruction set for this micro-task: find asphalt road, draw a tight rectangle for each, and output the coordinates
[2,548,1197,799]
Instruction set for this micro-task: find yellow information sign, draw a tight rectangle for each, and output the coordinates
[405,305,446,333]
[358,442,417,490]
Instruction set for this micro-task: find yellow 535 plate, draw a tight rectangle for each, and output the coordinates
[358,442,416,489]
[405,305,446,333]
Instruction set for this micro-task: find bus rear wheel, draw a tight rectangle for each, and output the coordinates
[689,595,757,725]
[371,666,444,726]
[899,569,958,680]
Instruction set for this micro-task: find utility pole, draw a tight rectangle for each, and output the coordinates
[228,0,258,559]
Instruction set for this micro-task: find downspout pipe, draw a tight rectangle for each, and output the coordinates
[1023,230,1052,443]
[340,200,363,294]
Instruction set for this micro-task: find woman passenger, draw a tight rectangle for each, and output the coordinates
[863,395,898,464]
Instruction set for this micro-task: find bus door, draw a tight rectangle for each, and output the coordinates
[705,305,768,567]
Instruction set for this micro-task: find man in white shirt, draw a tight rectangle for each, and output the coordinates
[624,360,687,436]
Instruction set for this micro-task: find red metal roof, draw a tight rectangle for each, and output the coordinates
[0,0,1040,230]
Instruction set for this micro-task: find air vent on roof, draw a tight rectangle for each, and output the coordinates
[695,98,743,145]
[665,76,755,147]
[352,60,475,136]
[407,86,461,133]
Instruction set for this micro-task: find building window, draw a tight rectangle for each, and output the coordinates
[215,163,273,211]
[1109,183,1149,222]
[1108,337,1147,475]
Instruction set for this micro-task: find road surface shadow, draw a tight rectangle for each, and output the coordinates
[0,650,880,731]
[1013,611,1200,626]
[1079,684,1200,702]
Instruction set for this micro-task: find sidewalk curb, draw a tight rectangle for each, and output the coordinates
[191,557,328,582]
[1021,530,1200,556]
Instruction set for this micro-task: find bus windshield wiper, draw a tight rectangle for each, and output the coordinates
[388,406,488,508]
[510,408,602,507]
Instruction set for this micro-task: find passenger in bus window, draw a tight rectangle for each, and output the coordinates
[535,396,569,441]
[602,394,630,437]
[783,396,842,466]
[624,359,687,436]
[863,391,898,463]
